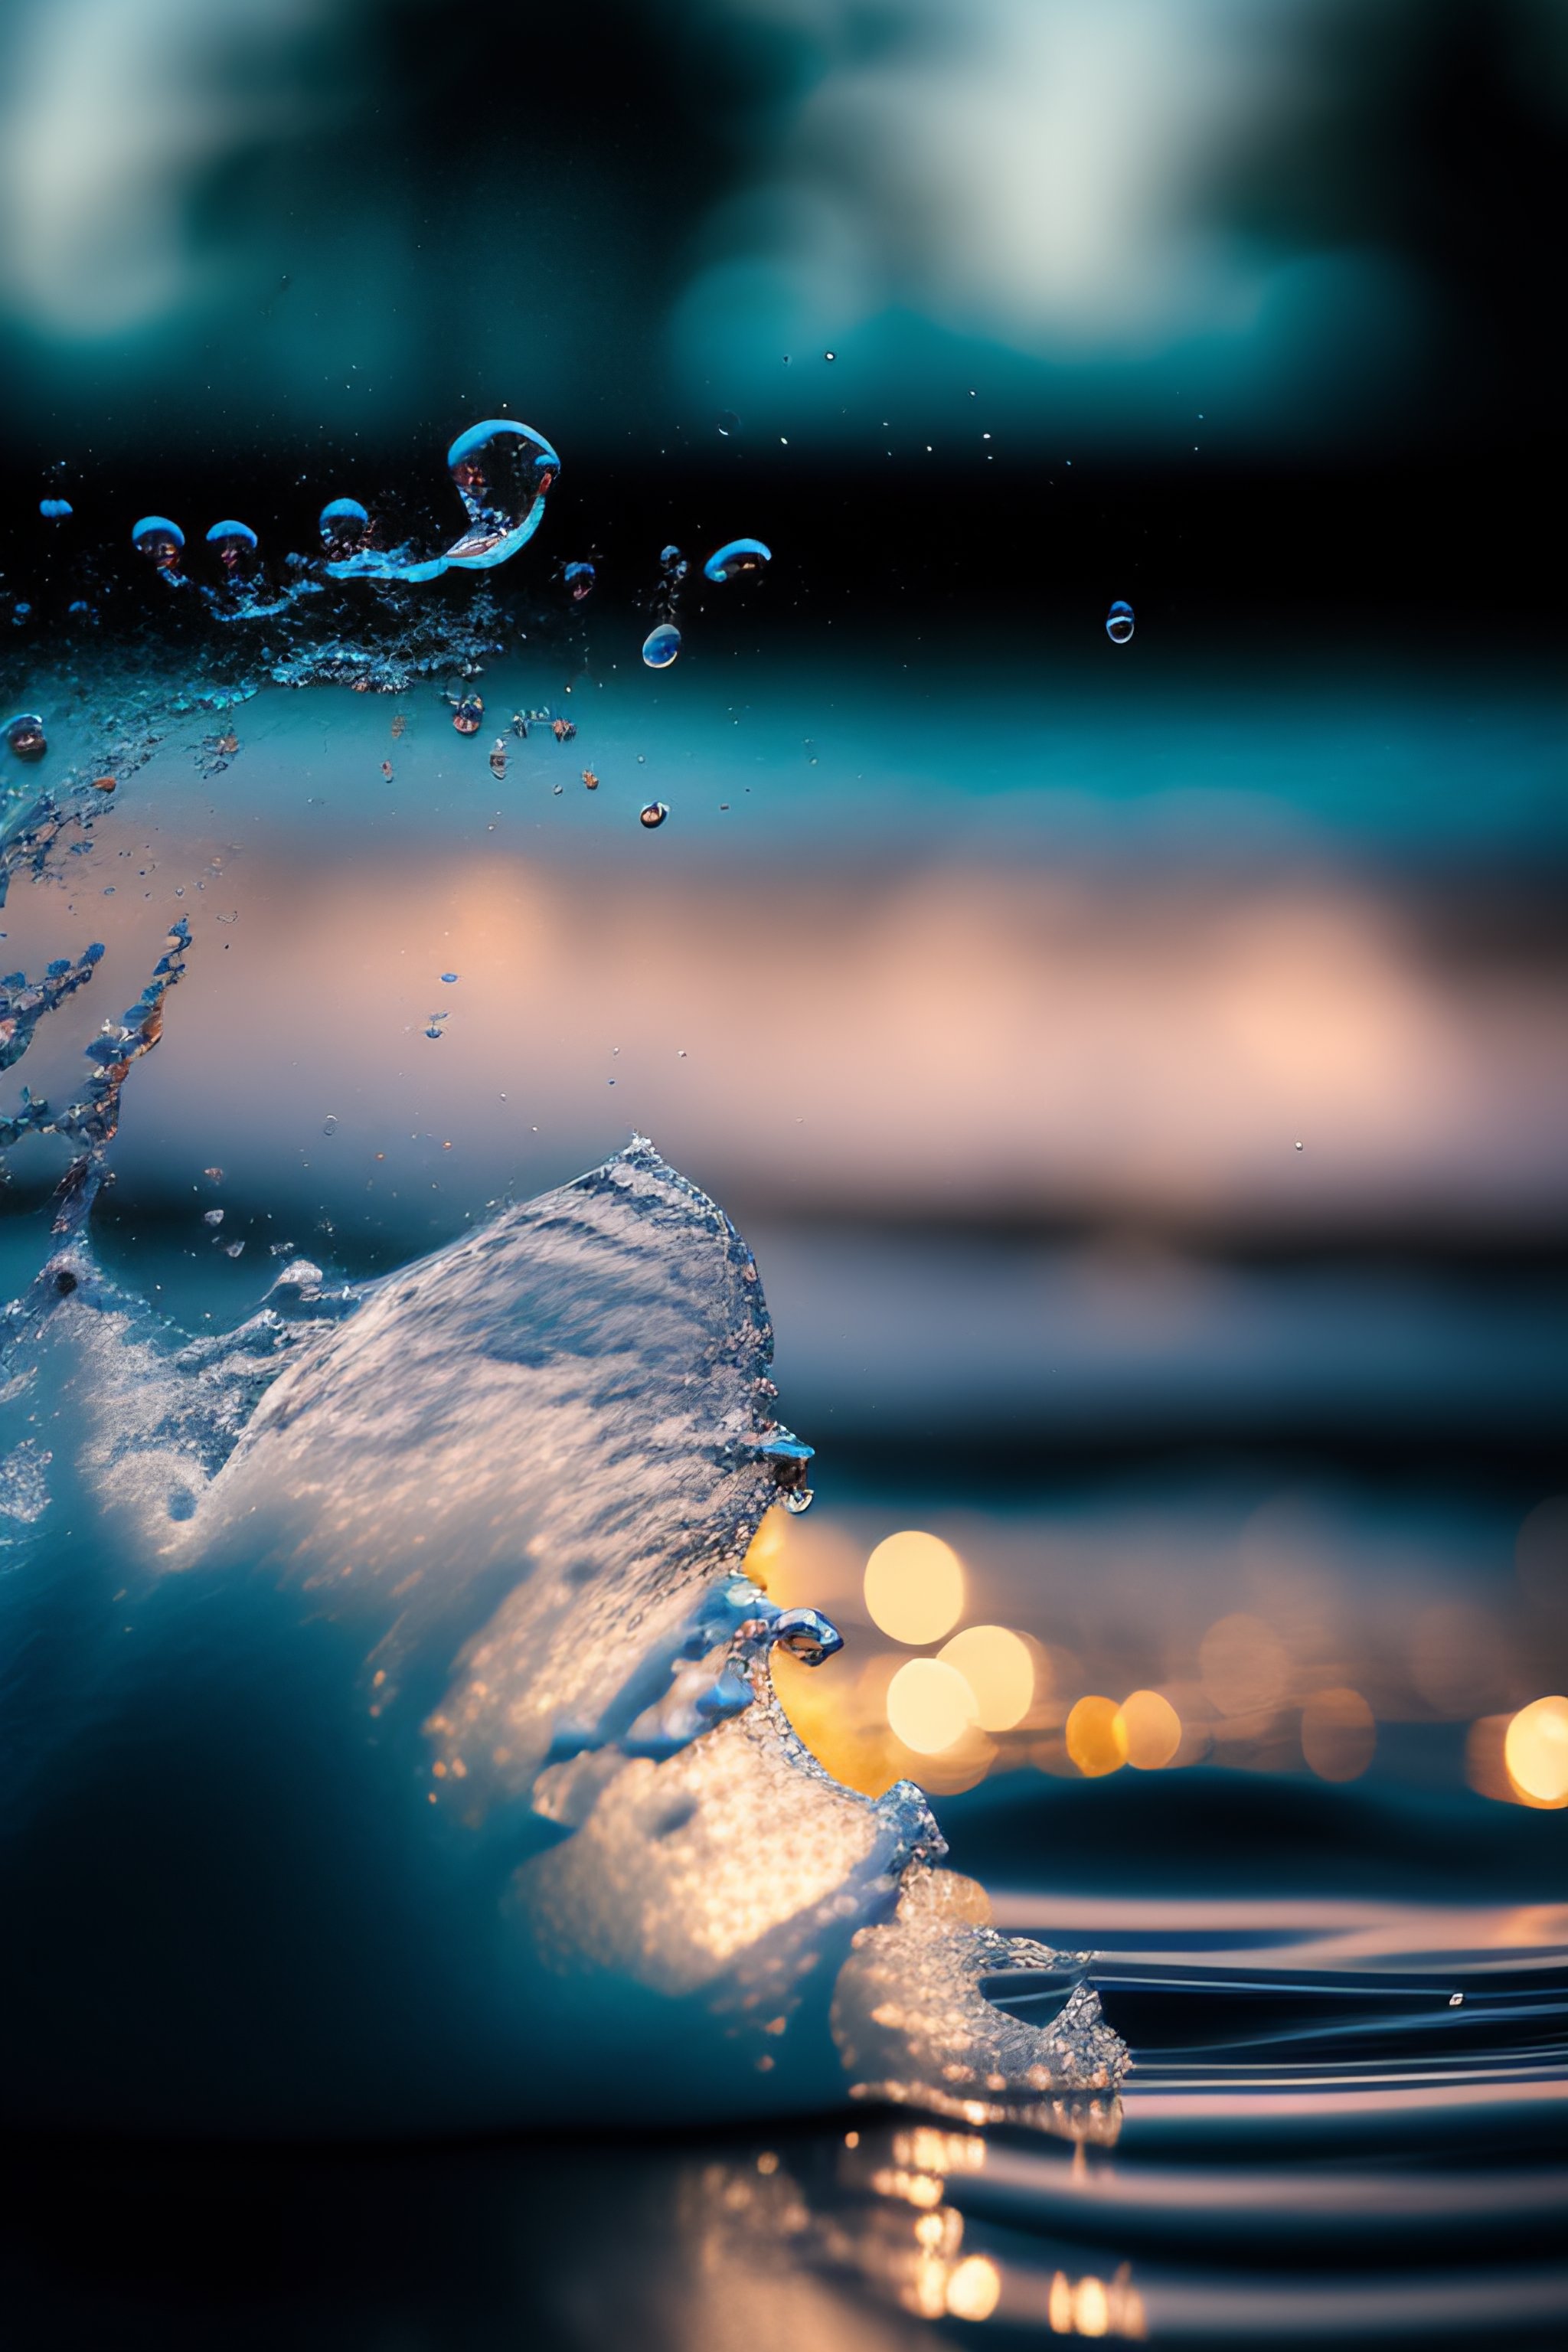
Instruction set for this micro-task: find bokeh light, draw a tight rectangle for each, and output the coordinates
[1504,1696,1568,1807]
[864,1530,965,1645]
[1065,1695,1128,1779]
[1199,1613,1291,1717]
[1300,1686,1377,1782]
[1116,1688,1182,1770]
[887,1658,978,1755]
[938,1625,1034,1730]
[945,2256,1001,2322]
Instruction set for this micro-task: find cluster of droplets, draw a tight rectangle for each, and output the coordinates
[639,537,772,671]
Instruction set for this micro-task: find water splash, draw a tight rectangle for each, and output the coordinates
[0,1139,1128,2135]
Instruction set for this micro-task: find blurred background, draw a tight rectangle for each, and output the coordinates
[2,0,1566,1859]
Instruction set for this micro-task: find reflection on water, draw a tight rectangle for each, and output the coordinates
[11,1879,1567,2348]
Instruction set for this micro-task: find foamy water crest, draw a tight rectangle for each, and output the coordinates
[0,1139,1125,2135]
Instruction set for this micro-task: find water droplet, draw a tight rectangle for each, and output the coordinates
[224,1240,246,1259]
[582,769,599,790]
[639,801,668,829]
[452,695,483,735]
[1449,1991,1463,2007]
[206,519,258,570]
[132,516,185,570]
[381,760,394,779]
[717,411,741,438]
[38,498,72,521]
[5,712,46,760]
[318,498,368,563]
[1106,599,1135,645]
[425,1025,443,1040]
[322,1115,339,1138]
[642,622,681,669]
[703,537,771,585]
[446,419,560,569]
[823,349,836,361]
[782,1486,814,1515]
[1294,1140,1304,1152]
[440,972,459,984]
[488,743,508,779]
[203,1208,224,1227]
[564,560,596,602]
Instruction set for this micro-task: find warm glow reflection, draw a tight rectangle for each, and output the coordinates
[1116,1688,1181,1770]
[887,1658,979,1754]
[865,1530,966,1644]
[946,2256,1001,2322]
[939,1625,1034,1730]
[1301,1686,1377,1782]
[1504,1695,1568,1806]
[1066,1696,1128,1778]
[742,1508,788,1589]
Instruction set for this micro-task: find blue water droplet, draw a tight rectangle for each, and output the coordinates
[440,972,459,984]
[564,560,596,602]
[717,411,740,438]
[702,537,771,585]
[446,419,560,570]
[318,498,369,564]
[38,498,72,521]
[639,801,668,829]
[5,712,47,760]
[1106,599,1135,645]
[642,622,681,669]
[131,516,185,570]
[206,519,258,571]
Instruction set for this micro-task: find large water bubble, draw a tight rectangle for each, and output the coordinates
[446,420,560,570]
[1105,599,1135,645]
[206,520,259,572]
[5,711,47,760]
[38,498,73,521]
[318,498,370,564]
[703,537,771,585]
[131,516,185,570]
[642,622,681,669]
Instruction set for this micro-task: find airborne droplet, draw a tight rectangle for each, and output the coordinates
[1106,599,1135,645]
[452,697,483,736]
[639,801,668,829]
[206,519,259,571]
[717,411,741,438]
[131,516,185,570]
[38,498,72,521]
[318,498,369,563]
[5,712,47,760]
[564,561,596,602]
[703,537,771,584]
[642,622,681,669]
[446,419,560,570]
